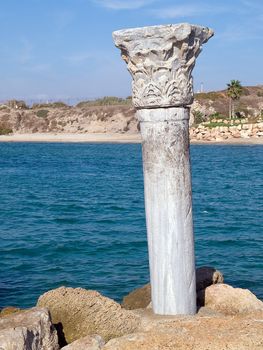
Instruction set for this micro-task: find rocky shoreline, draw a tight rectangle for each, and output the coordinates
[1,86,263,144]
[190,120,263,142]
[1,267,263,349]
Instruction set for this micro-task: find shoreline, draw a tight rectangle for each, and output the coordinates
[0,132,262,145]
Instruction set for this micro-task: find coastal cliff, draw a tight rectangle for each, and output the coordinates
[0,85,262,142]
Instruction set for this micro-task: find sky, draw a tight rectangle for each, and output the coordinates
[0,0,262,102]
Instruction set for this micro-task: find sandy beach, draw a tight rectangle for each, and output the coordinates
[0,132,262,144]
[0,133,142,143]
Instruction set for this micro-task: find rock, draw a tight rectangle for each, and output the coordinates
[196,266,223,291]
[196,306,223,317]
[104,308,263,349]
[0,307,59,350]
[231,131,241,138]
[0,306,21,317]
[37,287,140,344]
[61,334,104,349]
[123,284,151,310]
[122,266,223,310]
[204,284,263,315]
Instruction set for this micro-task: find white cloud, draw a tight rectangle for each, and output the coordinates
[94,0,156,10]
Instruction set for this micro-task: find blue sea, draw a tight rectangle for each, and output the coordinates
[0,143,262,308]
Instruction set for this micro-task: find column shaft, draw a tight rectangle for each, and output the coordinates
[113,23,213,315]
[138,107,196,315]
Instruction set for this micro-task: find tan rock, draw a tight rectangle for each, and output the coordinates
[37,287,140,344]
[0,307,59,350]
[0,306,21,317]
[123,283,151,310]
[204,284,263,315]
[231,131,241,138]
[122,267,223,310]
[240,130,250,138]
[61,334,104,349]
[104,309,263,349]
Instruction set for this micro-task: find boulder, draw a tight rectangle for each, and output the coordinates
[204,283,263,315]
[104,309,263,349]
[122,283,151,310]
[0,307,59,350]
[122,266,223,310]
[37,287,140,344]
[61,334,104,349]
[0,306,22,317]
[196,266,223,291]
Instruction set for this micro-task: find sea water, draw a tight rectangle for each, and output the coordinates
[0,143,262,308]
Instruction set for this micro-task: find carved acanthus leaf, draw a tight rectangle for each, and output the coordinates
[113,23,214,108]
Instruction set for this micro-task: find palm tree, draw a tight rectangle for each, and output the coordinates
[227,80,243,119]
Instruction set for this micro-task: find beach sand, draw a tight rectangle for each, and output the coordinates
[0,133,141,143]
[0,133,262,144]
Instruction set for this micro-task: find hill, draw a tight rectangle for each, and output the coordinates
[0,86,262,136]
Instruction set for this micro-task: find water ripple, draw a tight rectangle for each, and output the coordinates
[0,143,262,308]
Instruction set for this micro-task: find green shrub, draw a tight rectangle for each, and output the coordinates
[257,91,263,97]
[205,122,227,128]
[195,91,222,101]
[192,110,205,124]
[209,112,227,120]
[76,96,132,108]
[0,105,10,111]
[7,100,28,109]
[0,127,12,135]
[32,101,68,109]
[36,109,49,118]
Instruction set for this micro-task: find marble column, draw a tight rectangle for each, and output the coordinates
[113,23,213,315]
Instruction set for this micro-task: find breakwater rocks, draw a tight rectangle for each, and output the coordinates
[1,267,263,349]
[190,121,263,142]
[37,287,140,344]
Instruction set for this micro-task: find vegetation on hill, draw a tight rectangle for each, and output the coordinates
[227,80,243,119]
[193,85,263,124]
[0,126,12,135]
[0,85,262,134]
[76,96,132,108]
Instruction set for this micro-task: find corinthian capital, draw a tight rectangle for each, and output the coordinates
[113,23,213,109]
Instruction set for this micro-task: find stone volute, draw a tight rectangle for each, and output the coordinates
[113,23,213,316]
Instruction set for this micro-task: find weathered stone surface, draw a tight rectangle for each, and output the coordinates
[61,334,105,349]
[138,107,196,315]
[113,24,213,108]
[104,308,263,349]
[0,307,59,350]
[0,306,22,317]
[196,266,224,291]
[122,266,223,310]
[37,287,140,344]
[123,283,151,310]
[204,283,263,315]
